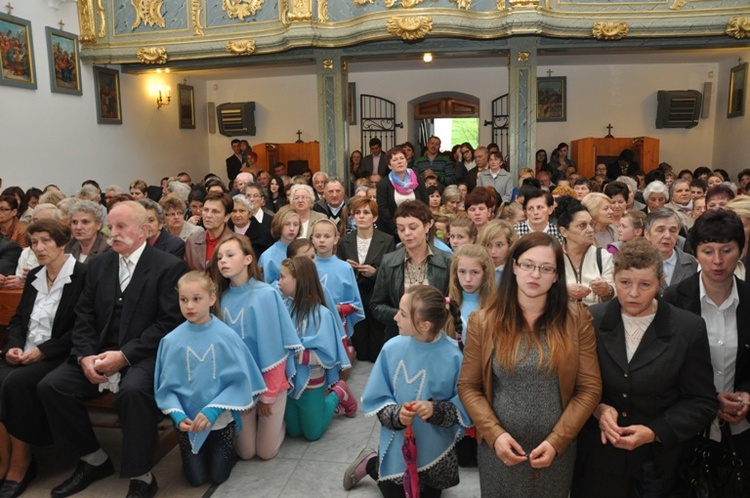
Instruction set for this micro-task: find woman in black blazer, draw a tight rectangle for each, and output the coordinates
[572,238,717,498]
[375,146,428,238]
[337,196,395,361]
[0,220,87,497]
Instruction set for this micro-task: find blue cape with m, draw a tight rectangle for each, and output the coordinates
[314,255,364,338]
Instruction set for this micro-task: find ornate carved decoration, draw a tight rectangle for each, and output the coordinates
[669,0,687,10]
[386,16,432,41]
[352,0,373,4]
[77,0,97,43]
[451,0,471,11]
[136,46,168,64]
[318,0,328,22]
[541,0,552,10]
[323,59,334,69]
[592,21,629,41]
[288,0,312,22]
[96,0,106,38]
[727,17,750,39]
[510,0,537,8]
[131,0,166,30]
[384,0,423,8]
[227,39,256,55]
[518,51,529,62]
[192,0,204,36]
[222,0,264,21]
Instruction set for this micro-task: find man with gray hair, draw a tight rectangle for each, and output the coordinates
[166,180,191,203]
[644,208,697,293]
[312,171,328,201]
[104,186,123,207]
[230,172,255,196]
[313,176,348,232]
[466,146,489,192]
[76,185,102,204]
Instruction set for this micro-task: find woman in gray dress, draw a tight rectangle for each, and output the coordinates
[458,232,602,497]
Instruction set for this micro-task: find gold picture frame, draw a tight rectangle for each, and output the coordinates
[728,62,748,119]
[178,84,195,129]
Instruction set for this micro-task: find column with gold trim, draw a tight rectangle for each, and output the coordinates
[316,52,349,178]
[508,38,537,179]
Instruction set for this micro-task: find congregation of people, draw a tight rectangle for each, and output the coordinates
[0,134,748,498]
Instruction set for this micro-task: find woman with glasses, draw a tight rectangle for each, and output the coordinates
[159,195,204,242]
[289,184,326,239]
[458,232,601,497]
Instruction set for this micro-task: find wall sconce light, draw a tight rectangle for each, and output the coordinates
[156,85,171,110]
[423,53,433,63]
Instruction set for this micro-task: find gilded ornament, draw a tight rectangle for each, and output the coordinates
[399,0,423,8]
[77,0,97,43]
[352,0,373,4]
[509,0,537,8]
[136,46,168,64]
[222,0,265,21]
[96,0,106,38]
[726,17,750,39]
[227,39,256,55]
[496,0,506,10]
[386,16,433,41]
[384,0,397,6]
[288,0,313,22]
[131,0,166,30]
[323,59,334,69]
[592,21,629,41]
[518,51,529,62]
[318,0,328,23]
[451,0,471,11]
[192,0,204,36]
[669,0,687,10]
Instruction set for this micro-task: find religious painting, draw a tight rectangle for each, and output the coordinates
[93,66,122,124]
[0,12,36,90]
[45,27,81,96]
[728,62,747,119]
[537,76,567,122]
[178,83,196,129]
[347,82,357,125]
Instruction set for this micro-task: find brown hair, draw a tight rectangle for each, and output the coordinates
[270,205,300,239]
[405,285,462,340]
[287,238,315,258]
[477,219,518,250]
[177,270,220,318]
[464,187,496,212]
[27,219,71,247]
[448,215,477,241]
[204,192,233,216]
[209,234,263,306]
[447,245,496,336]
[348,196,378,216]
[159,194,187,213]
[613,237,663,281]
[281,256,328,329]
[394,200,433,225]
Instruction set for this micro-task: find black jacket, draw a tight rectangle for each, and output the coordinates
[375,177,428,237]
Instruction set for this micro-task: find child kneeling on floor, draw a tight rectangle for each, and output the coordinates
[155,271,267,486]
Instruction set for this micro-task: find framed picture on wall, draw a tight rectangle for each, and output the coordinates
[537,76,567,122]
[178,84,196,129]
[347,82,356,125]
[45,26,82,96]
[728,62,747,119]
[0,12,36,90]
[93,66,122,124]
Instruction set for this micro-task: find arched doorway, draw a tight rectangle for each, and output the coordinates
[408,93,480,155]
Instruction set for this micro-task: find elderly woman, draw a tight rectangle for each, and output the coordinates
[603,181,630,226]
[642,180,669,214]
[0,220,88,497]
[582,193,616,248]
[376,146,428,238]
[572,238,716,497]
[0,196,27,248]
[229,194,253,237]
[289,184,326,239]
[65,200,109,262]
[138,199,184,259]
[465,187,497,235]
[371,200,451,340]
[440,185,462,219]
[458,232,601,497]
[665,178,694,229]
[159,194,204,242]
[556,196,615,306]
[129,180,149,200]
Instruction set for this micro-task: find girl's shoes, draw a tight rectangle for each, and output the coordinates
[331,380,357,417]
[343,447,376,490]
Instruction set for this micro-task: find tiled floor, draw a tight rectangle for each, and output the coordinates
[19,360,480,497]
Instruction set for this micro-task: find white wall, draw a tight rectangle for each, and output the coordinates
[536,62,719,172]
[0,0,209,194]
[712,50,750,178]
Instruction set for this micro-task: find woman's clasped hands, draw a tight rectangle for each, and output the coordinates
[493,432,557,469]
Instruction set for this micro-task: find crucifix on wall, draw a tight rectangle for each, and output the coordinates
[295,130,303,143]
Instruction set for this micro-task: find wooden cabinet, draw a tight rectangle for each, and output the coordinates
[571,137,659,178]
[253,142,321,174]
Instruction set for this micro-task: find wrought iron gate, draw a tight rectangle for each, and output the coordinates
[360,94,403,153]
[484,94,509,160]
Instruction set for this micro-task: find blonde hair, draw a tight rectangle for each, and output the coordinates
[495,201,523,222]
[477,219,518,250]
[725,195,750,221]
[448,245,496,338]
[448,215,477,241]
[178,270,219,316]
[270,205,301,239]
[581,192,612,219]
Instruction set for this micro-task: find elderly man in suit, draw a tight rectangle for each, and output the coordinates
[644,208,697,293]
[38,201,186,498]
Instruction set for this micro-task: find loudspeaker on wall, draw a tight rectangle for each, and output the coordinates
[701,82,712,119]
[208,102,216,134]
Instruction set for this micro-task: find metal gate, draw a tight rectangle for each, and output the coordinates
[484,94,509,160]
[360,94,403,153]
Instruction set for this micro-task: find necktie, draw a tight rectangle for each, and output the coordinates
[119,258,132,291]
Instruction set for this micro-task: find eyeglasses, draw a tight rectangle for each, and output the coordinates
[292,196,310,202]
[247,194,263,199]
[0,207,12,212]
[515,260,557,275]
[165,212,182,217]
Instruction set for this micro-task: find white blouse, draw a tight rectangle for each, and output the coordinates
[25,254,76,353]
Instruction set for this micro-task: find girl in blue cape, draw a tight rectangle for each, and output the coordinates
[258,205,300,285]
[278,256,355,440]
[211,234,303,461]
[344,285,471,496]
[155,271,266,487]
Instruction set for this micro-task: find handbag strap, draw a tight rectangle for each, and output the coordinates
[719,421,745,467]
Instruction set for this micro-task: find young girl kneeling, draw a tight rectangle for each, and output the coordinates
[346,285,471,497]
[278,257,353,441]
[155,271,266,487]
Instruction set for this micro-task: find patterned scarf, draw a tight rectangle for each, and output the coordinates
[389,169,418,195]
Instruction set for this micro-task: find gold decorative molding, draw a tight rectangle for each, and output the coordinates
[227,39,256,55]
[318,0,328,22]
[96,0,106,38]
[131,0,166,30]
[77,0,97,43]
[518,51,529,62]
[510,0,537,8]
[451,0,471,11]
[727,17,750,39]
[352,0,373,4]
[669,0,687,10]
[386,16,432,41]
[136,46,168,64]
[592,21,629,41]
[192,0,204,36]
[385,0,423,8]
[288,0,312,22]
[342,61,348,73]
[222,0,265,21]
[541,0,552,10]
